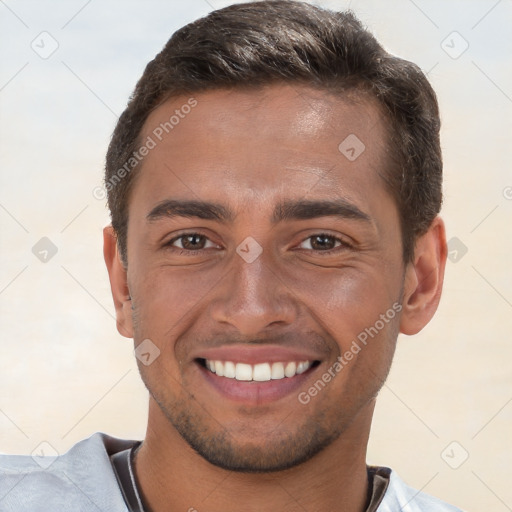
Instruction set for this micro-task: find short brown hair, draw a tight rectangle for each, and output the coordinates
[105,0,442,265]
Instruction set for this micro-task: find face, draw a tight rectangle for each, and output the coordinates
[112,85,409,472]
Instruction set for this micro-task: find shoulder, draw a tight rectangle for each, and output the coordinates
[378,466,465,512]
[0,432,138,512]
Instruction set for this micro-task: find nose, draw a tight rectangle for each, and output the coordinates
[209,250,298,336]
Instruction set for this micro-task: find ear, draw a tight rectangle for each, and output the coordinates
[400,216,447,335]
[103,225,134,338]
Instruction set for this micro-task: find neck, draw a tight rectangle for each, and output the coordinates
[134,399,375,512]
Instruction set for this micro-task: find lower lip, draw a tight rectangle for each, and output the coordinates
[196,362,319,405]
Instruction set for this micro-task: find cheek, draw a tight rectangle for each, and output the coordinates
[130,265,223,338]
[130,268,217,393]
[296,277,400,413]
[284,263,401,342]
[286,264,402,391]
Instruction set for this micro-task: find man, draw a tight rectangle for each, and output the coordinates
[0,1,462,510]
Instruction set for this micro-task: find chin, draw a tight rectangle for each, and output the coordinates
[154,393,350,473]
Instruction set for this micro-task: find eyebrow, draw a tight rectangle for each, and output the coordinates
[272,199,371,223]
[147,200,233,222]
[146,198,371,224]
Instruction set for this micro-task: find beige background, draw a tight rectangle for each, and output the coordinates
[0,1,511,510]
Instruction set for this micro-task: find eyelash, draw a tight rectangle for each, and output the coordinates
[165,232,351,255]
[164,233,217,255]
[297,234,350,253]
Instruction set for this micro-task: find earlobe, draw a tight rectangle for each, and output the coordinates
[399,217,447,336]
[103,225,134,339]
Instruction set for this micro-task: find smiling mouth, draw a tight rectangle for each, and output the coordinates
[197,358,321,382]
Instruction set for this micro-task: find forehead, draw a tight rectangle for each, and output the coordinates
[134,84,391,215]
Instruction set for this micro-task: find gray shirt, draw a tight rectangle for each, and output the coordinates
[0,432,463,511]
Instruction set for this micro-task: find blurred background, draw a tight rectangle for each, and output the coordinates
[0,1,511,510]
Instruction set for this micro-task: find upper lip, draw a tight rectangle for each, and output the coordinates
[193,344,324,365]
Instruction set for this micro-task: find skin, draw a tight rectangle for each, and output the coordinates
[104,84,447,512]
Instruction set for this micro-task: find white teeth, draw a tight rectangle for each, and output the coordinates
[224,361,236,378]
[204,359,313,381]
[235,363,253,381]
[296,361,310,375]
[253,363,271,382]
[271,362,285,379]
[214,360,224,377]
[284,362,297,377]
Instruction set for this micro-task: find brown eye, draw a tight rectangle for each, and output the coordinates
[169,233,217,250]
[299,234,342,251]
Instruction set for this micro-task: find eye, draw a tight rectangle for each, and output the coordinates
[167,233,219,251]
[297,234,346,251]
